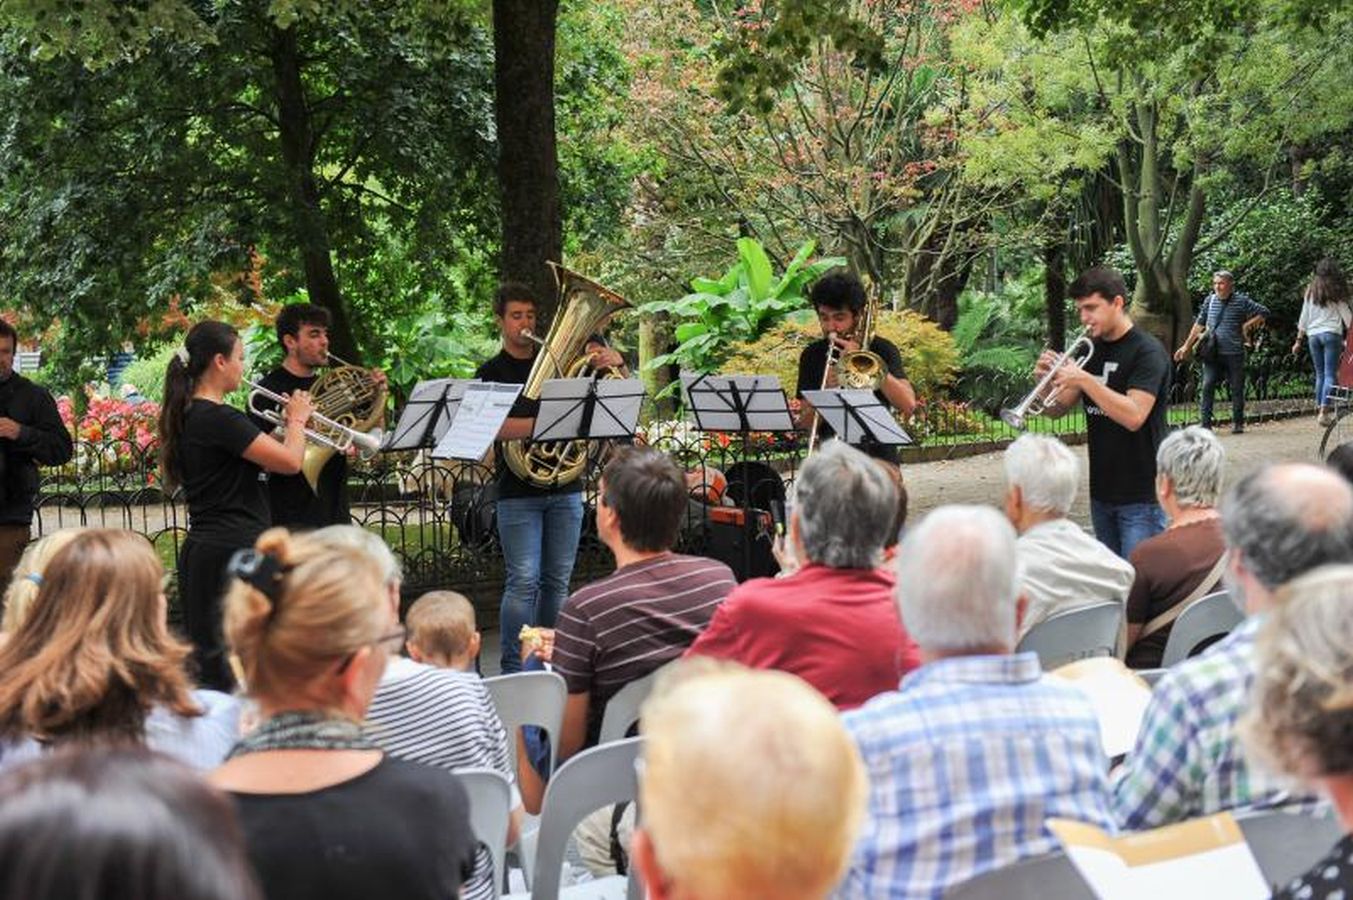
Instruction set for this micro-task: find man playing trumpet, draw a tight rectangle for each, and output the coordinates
[1034,267,1171,559]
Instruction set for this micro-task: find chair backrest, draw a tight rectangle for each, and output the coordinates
[531,737,644,900]
[945,851,1087,899]
[1160,590,1244,667]
[1238,808,1345,888]
[1016,601,1124,670]
[484,671,567,779]
[457,767,512,899]
[1136,667,1168,688]
[598,660,678,745]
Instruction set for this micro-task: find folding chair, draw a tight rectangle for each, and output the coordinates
[945,851,1089,899]
[1237,807,1344,888]
[1136,668,1168,688]
[485,671,567,782]
[506,737,645,900]
[598,660,677,745]
[1160,590,1244,667]
[457,767,513,900]
[1017,601,1124,671]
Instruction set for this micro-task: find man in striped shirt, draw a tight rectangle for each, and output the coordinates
[1175,270,1269,433]
[550,447,736,761]
[836,505,1115,900]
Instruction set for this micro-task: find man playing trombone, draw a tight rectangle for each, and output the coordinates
[1033,266,1171,559]
[248,303,385,529]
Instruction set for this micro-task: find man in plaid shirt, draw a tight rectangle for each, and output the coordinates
[835,505,1116,900]
[1112,463,1353,829]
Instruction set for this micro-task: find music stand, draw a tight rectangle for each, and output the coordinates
[533,377,646,443]
[385,378,475,452]
[799,388,913,452]
[434,382,523,461]
[681,374,794,579]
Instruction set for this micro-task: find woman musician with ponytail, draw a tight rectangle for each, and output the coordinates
[158,320,315,691]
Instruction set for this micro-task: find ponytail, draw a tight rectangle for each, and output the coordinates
[158,321,240,490]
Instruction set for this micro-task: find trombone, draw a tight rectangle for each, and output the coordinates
[245,379,384,458]
[1000,329,1096,431]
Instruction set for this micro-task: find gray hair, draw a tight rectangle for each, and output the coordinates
[1003,435,1078,515]
[792,440,897,569]
[1222,464,1353,591]
[1156,426,1225,508]
[1241,564,1353,781]
[310,525,403,588]
[1214,270,1235,282]
[896,505,1020,652]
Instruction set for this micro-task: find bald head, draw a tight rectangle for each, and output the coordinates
[1222,463,1353,591]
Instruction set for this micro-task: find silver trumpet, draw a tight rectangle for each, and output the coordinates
[245,379,384,459]
[1000,329,1096,431]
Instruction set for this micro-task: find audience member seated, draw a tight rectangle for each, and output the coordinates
[687,440,920,709]
[405,589,481,671]
[0,527,85,643]
[631,661,866,900]
[550,447,736,762]
[1327,441,1353,484]
[0,746,261,900]
[1113,463,1353,830]
[1241,565,1353,899]
[1124,426,1227,668]
[836,505,1115,899]
[0,529,239,770]
[1002,435,1134,639]
[211,527,476,900]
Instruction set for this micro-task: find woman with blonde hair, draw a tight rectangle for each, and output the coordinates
[210,526,476,900]
[1242,564,1353,897]
[0,527,85,639]
[0,529,239,770]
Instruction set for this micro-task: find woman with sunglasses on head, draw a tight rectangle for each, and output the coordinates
[0,529,240,771]
[210,526,475,900]
[159,320,314,691]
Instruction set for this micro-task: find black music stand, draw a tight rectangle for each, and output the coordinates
[385,378,474,452]
[527,377,646,487]
[799,388,913,454]
[681,374,794,580]
[435,383,523,461]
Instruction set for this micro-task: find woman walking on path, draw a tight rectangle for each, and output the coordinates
[1291,258,1352,427]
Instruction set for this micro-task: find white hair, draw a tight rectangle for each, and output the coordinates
[896,505,1020,652]
[1156,426,1225,508]
[310,525,403,588]
[1002,434,1078,515]
[792,440,897,569]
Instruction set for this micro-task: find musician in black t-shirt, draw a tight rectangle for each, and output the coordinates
[158,320,314,690]
[1036,267,1172,559]
[475,282,623,673]
[795,270,916,463]
[248,304,386,529]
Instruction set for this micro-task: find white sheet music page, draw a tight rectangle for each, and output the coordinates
[433,382,522,460]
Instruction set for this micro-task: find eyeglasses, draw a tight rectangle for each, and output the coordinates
[336,625,407,674]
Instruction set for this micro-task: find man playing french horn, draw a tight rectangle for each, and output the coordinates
[477,280,626,673]
[795,269,916,464]
[248,303,387,529]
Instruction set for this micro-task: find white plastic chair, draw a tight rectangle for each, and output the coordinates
[457,767,513,899]
[945,851,1089,899]
[506,737,644,900]
[1017,601,1124,671]
[1160,590,1244,667]
[1237,807,1344,888]
[597,660,677,745]
[485,671,567,781]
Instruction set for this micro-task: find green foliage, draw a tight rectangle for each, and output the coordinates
[641,239,845,378]
[118,343,179,405]
[372,299,499,403]
[720,308,959,403]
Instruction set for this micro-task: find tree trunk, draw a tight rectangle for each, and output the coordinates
[638,311,675,420]
[493,0,563,323]
[269,25,360,362]
[1043,241,1067,351]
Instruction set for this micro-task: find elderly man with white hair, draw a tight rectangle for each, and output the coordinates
[1123,426,1227,668]
[835,505,1115,900]
[1003,434,1133,640]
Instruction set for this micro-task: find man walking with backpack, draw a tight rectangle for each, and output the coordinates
[1175,270,1269,433]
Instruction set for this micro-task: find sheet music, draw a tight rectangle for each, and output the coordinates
[386,378,473,451]
[433,382,522,460]
[534,378,645,441]
[681,374,794,433]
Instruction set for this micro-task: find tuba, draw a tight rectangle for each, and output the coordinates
[501,263,632,489]
[300,356,386,491]
[836,289,887,390]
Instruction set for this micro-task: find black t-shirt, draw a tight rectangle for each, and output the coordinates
[247,368,350,529]
[1082,327,1171,504]
[231,757,476,900]
[181,400,270,546]
[796,335,908,463]
[474,348,583,499]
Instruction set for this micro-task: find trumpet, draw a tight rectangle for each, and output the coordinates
[246,380,384,459]
[1000,329,1096,431]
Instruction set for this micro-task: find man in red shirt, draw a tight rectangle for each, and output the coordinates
[686,440,920,709]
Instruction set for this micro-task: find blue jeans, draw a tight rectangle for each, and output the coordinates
[1200,352,1246,429]
[1090,498,1165,560]
[496,492,584,673]
[1309,331,1343,407]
